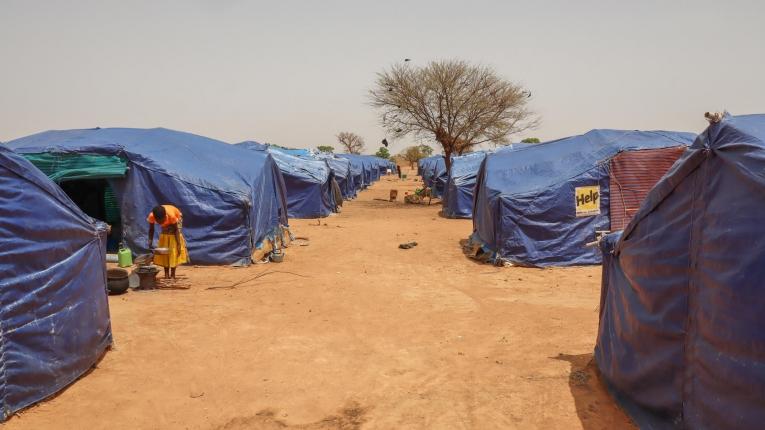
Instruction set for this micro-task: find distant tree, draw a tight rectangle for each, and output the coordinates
[336,131,366,154]
[418,144,434,157]
[521,137,540,143]
[375,146,390,159]
[370,59,538,171]
[402,146,425,168]
[317,145,334,153]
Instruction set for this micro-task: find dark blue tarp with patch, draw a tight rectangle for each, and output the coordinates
[7,128,288,265]
[596,114,765,430]
[0,145,112,420]
[238,142,336,218]
[470,129,694,266]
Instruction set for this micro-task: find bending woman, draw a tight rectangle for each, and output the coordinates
[147,204,188,279]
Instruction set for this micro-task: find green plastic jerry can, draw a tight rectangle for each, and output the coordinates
[118,247,133,267]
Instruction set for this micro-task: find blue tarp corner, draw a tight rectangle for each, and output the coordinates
[596,113,765,429]
[0,145,112,419]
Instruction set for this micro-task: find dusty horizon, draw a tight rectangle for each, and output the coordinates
[1,0,763,154]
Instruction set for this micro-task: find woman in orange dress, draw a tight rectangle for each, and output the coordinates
[147,204,188,279]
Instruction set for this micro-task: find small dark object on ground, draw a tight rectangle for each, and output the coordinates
[399,241,418,249]
[270,249,285,263]
[292,237,310,246]
[106,268,130,294]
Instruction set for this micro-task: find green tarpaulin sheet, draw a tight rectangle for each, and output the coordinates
[22,153,127,182]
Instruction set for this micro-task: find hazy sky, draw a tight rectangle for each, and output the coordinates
[1,0,763,154]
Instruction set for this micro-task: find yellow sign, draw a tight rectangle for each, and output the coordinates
[575,185,601,217]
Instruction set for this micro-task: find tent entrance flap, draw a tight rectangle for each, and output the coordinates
[60,179,123,252]
[22,153,127,182]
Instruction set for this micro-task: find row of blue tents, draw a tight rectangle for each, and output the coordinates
[418,113,765,429]
[237,141,339,219]
[5,128,394,265]
[0,127,393,419]
[417,143,531,213]
[419,131,694,266]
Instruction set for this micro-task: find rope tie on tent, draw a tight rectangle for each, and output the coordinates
[704,112,724,124]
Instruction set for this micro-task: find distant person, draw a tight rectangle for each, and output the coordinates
[147,204,188,279]
[397,165,402,179]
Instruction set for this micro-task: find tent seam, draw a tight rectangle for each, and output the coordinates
[681,146,711,425]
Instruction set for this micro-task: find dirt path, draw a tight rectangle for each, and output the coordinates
[6,169,633,429]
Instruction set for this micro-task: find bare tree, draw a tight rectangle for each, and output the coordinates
[336,132,366,154]
[369,60,539,171]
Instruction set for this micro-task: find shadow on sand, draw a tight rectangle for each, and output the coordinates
[214,401,370,430]
[552,353,635,430]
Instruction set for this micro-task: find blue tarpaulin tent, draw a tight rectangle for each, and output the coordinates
[432,158,448,198]
[7,128,289,265]
[596,114,765,430]
[0,145,112,420]
[383,157,394,172]
[372,156,394,177]
[417,155,437,176]
[316,154,355,199]
[468,129,695,266]
[338,154,366,191]
[337,154,375,189]
[442,144,534,218]
[442,152,488,218]
[332,154,393,192]
[238,142,337,218]
[418,156,447,197]
[367,156,381,182]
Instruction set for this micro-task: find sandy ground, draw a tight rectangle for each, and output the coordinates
[6,168,634,430]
